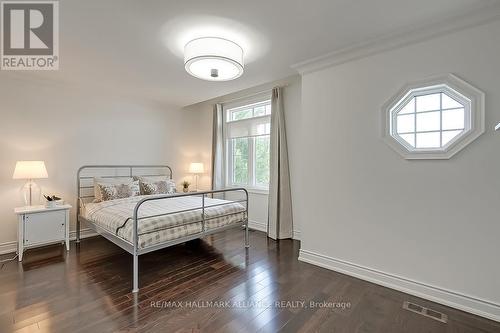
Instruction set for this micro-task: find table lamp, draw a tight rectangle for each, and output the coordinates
[13,161,48,206]
[188,162,204,191]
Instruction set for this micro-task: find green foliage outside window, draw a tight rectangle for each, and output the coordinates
[255,136,270,185]
[233,138,249,184]
[231,135,270,187]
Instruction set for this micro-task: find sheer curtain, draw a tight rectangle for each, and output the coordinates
[211,104,224,190]
[268,87,293,239]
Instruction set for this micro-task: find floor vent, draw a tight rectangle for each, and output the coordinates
[403,301,448,323]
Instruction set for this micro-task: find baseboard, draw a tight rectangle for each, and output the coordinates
[293,230,301,240]
[298,249,500,322]
[248,220,301,240]
[1,222,285,254]
[69,228,98,241]
[248,220,267,232]
[0,228,98,255]
[1,224,299,254]
[0,240,18,255]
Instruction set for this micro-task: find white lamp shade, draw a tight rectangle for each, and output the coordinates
[188,162,204,174]
[184,37,244,81]
[13,161,48,179]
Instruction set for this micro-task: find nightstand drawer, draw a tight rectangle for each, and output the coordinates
[24,210,66,246]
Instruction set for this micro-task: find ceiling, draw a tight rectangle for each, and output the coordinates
[2,0,497,107]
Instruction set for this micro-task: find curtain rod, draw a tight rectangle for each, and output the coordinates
[217,84,289,105]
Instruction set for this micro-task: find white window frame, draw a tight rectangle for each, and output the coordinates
[382,74,485,159]
[223,93,272,192]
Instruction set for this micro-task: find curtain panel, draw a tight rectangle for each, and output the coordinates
[211,104,224,190]
[268,87,293,239]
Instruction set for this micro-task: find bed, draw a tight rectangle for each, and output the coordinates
[76,165,249,293]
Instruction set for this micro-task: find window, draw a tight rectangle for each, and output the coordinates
[224,98,271,190]
[395,92,466,149]
[382,75,485,159]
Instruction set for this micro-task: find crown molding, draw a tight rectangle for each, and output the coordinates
[291,3,500,75]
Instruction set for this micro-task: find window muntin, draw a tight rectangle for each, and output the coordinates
[224,99,271,190]
[394,92,466,149]
[390,86,471,153]
[227,101,271,122]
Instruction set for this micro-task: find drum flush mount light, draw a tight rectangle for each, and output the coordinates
[184,37,244,81]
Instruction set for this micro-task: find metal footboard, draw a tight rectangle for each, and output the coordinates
[131,188,249,292]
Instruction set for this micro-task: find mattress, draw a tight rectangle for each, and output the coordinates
[82,195,246,248]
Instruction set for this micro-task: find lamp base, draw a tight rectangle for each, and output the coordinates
[20,180,41,206]
[194,174,199,192]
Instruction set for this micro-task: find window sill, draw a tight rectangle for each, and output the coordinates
[226,186,269,195]
[246,188,269,195]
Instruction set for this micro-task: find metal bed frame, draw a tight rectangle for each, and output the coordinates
[76,165,249,293]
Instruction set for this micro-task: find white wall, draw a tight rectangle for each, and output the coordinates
[294,20,500,320]
[0,73,302,253]
[0,75,194,252]
[184,75,302,238]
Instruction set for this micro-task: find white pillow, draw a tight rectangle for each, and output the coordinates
[93,177,135,202]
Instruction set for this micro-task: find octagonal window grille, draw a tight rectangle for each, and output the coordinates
[382,75,485,159]
[392,88,469,150]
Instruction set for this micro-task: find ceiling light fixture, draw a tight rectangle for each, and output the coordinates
[184,37,244,81]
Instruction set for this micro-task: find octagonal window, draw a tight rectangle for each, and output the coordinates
[394,90,468,150]
[382,75,485,159]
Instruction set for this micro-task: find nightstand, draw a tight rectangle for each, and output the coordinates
[14,204,72,261]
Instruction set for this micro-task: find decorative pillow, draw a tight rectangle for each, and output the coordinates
[140,180,170,195]
[93,177,134,202]
[167,180,176,193]
[133,175,170,182]
[135,176,176,195]
[97,180,140,201]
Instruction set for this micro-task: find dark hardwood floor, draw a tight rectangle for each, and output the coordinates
[0,229,499,333]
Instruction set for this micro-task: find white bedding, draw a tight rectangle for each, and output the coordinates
[82,195,246,248]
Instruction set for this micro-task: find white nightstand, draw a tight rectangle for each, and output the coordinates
[14,204,72,261]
